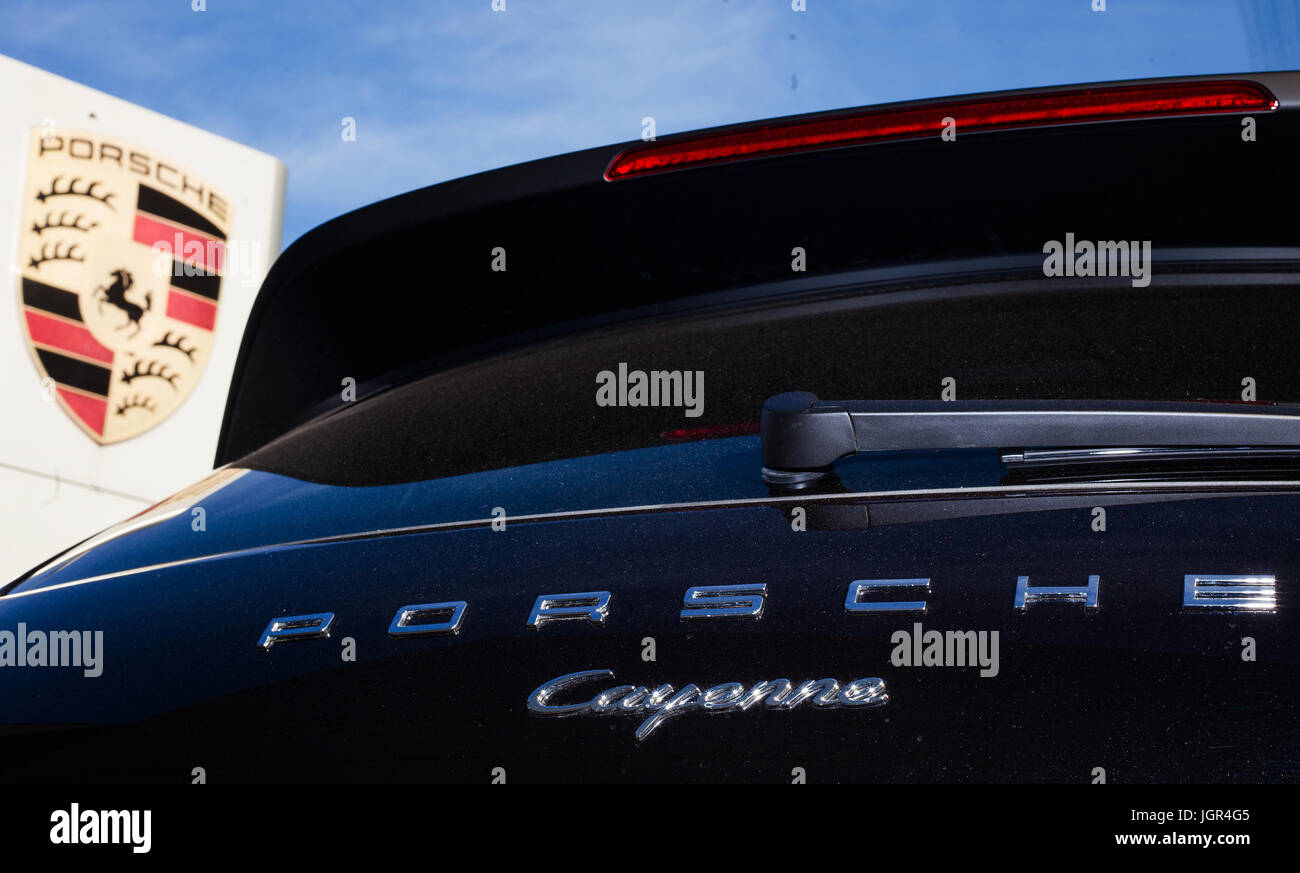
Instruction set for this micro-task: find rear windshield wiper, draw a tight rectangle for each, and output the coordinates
[761,391,1300,484]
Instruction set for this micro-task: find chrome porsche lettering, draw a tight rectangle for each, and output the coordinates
[257,571,1277,646]
[845,578,931,613]
[257,612,334,650]
[389,601,467,637]
[680,583,767,620]
[527,670,888,740]
[1013,574,1100,611]
[1182,574,1276,612]
[526,591,611,628]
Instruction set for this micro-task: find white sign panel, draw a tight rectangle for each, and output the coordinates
[0,54,285,582]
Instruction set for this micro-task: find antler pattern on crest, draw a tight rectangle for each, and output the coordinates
[27,241,84,270]
[152,332,198,362]
[121,359,180,390]
[32,211,98,235]
[34,176,116,211]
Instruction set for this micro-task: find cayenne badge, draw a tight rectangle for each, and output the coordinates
[527,669,888,740]
[16,129,231,443]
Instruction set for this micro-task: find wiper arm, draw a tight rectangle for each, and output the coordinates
[761,391,1300,483]
[1000,446,1300,467]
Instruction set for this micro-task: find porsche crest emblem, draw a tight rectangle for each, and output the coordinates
[16,129,232,444]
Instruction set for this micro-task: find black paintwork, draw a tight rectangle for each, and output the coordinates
[1,446,1295,783]
[3,74,1299,783]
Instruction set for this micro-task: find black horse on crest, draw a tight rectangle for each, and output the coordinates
[95,269,152,337]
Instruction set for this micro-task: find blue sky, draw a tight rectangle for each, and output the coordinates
[3,0,1296,248]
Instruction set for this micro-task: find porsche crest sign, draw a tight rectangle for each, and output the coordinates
[16,129,230,443]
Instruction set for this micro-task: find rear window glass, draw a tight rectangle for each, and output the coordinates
[239,276,1300,486]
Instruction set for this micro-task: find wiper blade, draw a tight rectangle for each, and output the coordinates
[760,391,1300,483]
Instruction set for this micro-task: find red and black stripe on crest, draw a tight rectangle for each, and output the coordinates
[21,277,113,436]
[132,184,225,331]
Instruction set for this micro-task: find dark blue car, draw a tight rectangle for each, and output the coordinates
[3,73,1297,783]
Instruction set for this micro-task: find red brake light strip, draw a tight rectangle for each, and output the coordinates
[605,80,1278,180]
